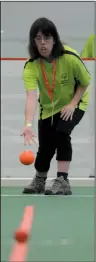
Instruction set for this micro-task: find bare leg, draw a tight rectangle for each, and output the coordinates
[57,161,70,173]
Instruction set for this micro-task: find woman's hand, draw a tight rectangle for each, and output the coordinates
[60,103,76,121]
[21,126,36,145]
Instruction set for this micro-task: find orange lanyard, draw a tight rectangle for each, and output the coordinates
[40,60,56,101]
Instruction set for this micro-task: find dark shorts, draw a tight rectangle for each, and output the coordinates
[34,108,85,172]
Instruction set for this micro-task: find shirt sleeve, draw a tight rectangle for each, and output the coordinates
[73,55,91,87]
[81,39,91,58]
[80,34,94,58]
[23,61,38,91]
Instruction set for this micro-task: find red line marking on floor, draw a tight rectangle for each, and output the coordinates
[9,206,34,262]
[9,242,28,262]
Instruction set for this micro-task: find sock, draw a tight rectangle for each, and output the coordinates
[57,172,68,181]
[36,171,47,180]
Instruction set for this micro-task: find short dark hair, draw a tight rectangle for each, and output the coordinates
[28,17,65,60]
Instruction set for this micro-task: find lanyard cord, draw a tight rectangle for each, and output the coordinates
[40,60,56,101]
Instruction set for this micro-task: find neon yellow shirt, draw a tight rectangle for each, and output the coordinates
[81,34,96,58]
[23,45,91,120]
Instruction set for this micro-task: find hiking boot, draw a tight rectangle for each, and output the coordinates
[64,179,72,195]
[45,176,72,195]
[23,172,47,194]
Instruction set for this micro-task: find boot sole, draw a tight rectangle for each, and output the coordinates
[65,192,72,195]
[45,190,64,195]
[45,190,72,195]
[45,189,52,195]
[23,189,45,194]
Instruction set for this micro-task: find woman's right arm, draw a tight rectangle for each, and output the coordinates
[21,61,38,145]
[25,89,37,126]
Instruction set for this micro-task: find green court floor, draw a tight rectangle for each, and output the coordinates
[1,187,94,262]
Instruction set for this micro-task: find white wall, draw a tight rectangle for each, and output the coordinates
[1,61,95,179]
[1,2,94,57]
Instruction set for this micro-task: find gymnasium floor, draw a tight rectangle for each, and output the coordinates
[1,187,94,262]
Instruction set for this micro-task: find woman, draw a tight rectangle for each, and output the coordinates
[22,17,91,195]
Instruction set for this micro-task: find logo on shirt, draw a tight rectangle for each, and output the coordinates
[60,73,68,85]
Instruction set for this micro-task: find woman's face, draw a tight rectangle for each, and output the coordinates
[35,31,55,58]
